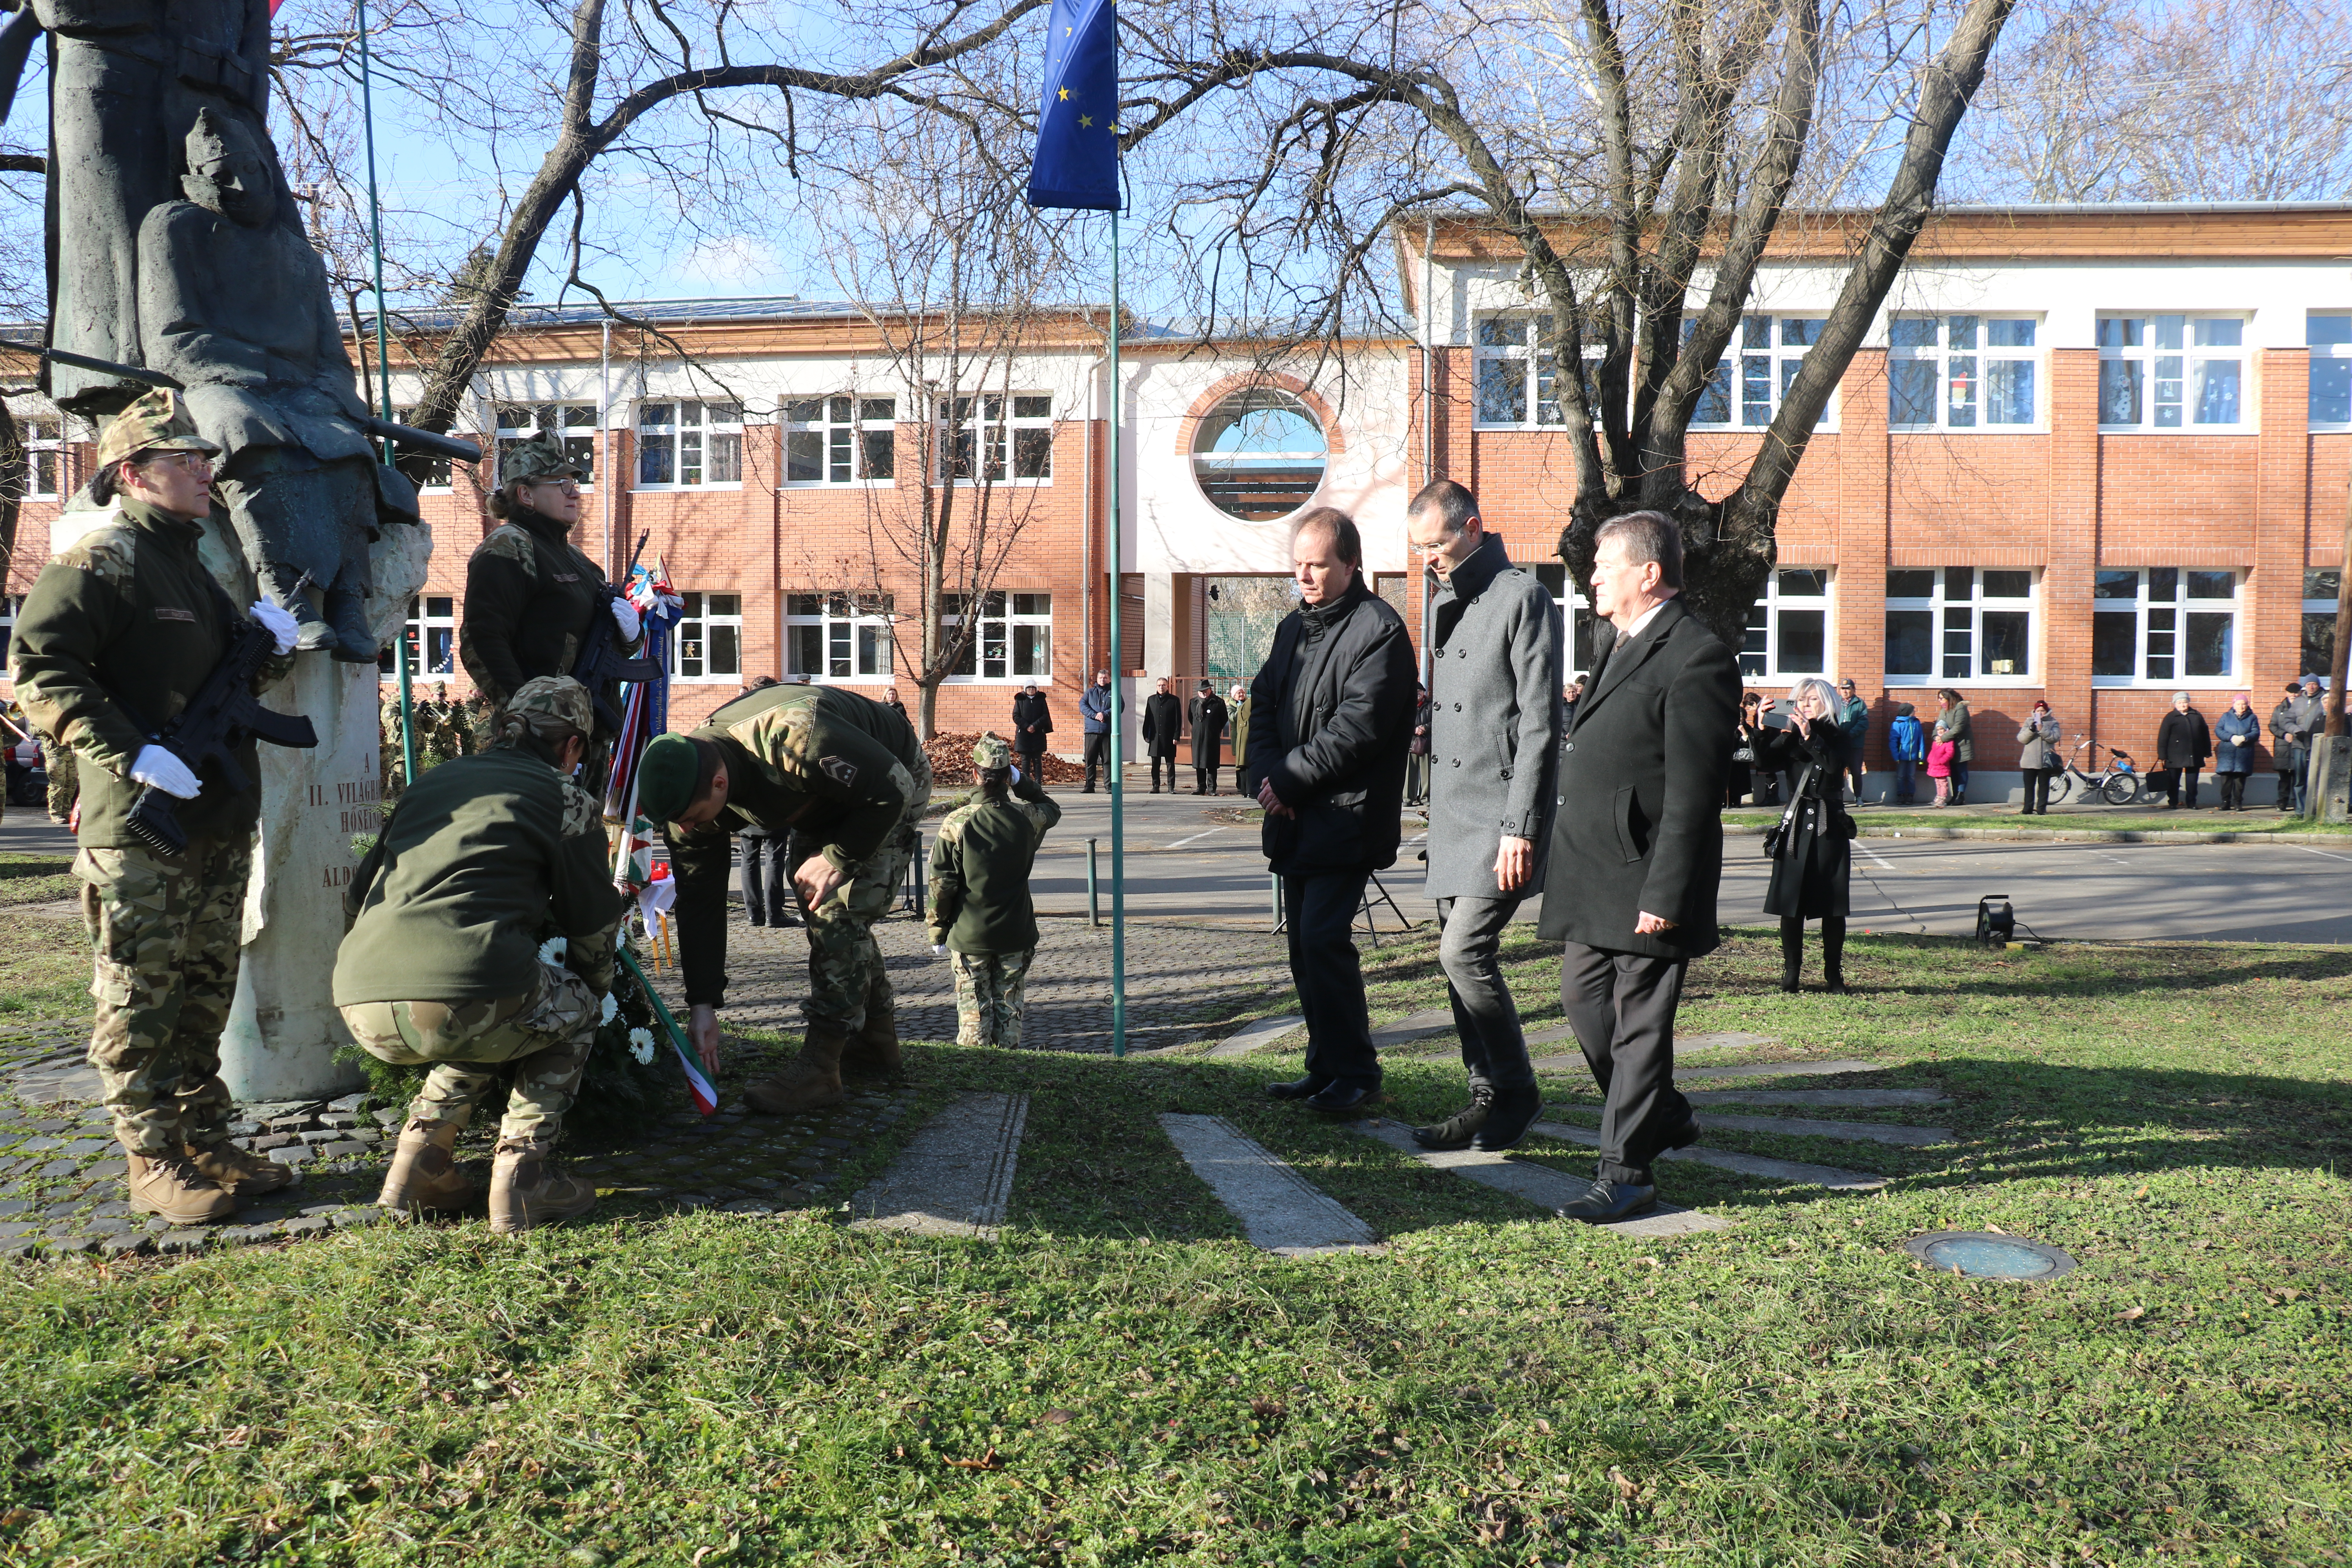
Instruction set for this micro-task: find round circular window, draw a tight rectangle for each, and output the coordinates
[1191,389,1327,521]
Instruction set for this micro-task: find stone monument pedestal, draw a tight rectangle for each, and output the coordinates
[2305,733,2352,824]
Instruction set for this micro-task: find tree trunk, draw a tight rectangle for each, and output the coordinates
[0,399,21,584]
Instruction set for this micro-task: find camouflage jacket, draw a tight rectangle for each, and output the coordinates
[458,505,615,710]
[666,684,929,1007]
[334,743,623,1006]
[7,499,294,851]
[927,771,1061,955]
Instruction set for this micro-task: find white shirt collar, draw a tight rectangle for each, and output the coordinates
[1619,598,1671,643]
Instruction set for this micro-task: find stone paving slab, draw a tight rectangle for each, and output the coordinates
[1521,1027,1771,1053]
[1158,1114,1381,1257]
[1198,1014,1305,1059]
[1347,1117,1733,1240]
[1531,1055,1883,1082]
[1683,1087,1949,1109]
[1529,1120,1888,1192]
[1694,1111,1950,1147]
[1370,1008,1458,1049]
[850,1092,1029,1241]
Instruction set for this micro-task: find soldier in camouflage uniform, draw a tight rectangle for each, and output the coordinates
[45,739,78,826]
[6,391,303,1227]
[335,675,621,1233]
[459,432,640,720]
[639,682,931,1114]
[928,734,1062,1048]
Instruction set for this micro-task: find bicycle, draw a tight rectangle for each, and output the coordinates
[2049,738,2147,806]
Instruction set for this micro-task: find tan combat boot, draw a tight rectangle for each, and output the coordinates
[488,1137,598,1234]
[185,1139,294,1197]
[741,1024,850,1115]
[376,1116,478,1213]
[125,1149,238,1227]
[840,993,903,1077]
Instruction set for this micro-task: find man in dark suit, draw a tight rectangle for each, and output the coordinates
[1247,508,1417,1114]
[1141,677,1183,793]
[1011,682,1053,781]
[1186,680,1229,794]
[1539,511,1739,1222]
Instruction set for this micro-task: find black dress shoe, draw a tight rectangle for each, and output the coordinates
[1412,1086,1492,1149]
[1303,1080,1375,1114]
[1471,1083,1544,1151]
[1662,1117,1701,1151]
[1265,1074,1332,1102]
[1557,1178,1659,1224]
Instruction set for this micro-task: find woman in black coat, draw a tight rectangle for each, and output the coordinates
[2154,691,2212,809]
[1754,677,1853,993]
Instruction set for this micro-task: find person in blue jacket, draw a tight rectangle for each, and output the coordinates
[1079,669,1116,793]
[1887,702,1927,805]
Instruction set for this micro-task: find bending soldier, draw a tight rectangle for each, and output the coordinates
[334,676,621,1234]
[636,683,932,1114]
[7,391,301,1227]
[928,735,1061,1049]
[459,432,640,721]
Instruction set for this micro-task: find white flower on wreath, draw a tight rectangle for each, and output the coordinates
[600,991,619,1025]
[628,1027,656,1065]
[538,936,568,965]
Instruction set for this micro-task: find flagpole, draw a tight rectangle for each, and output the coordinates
[352,0,416,791]
[1108,203,1127,1060]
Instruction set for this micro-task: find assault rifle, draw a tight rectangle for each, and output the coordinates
[123,585,320,857]
[571,531,662,733]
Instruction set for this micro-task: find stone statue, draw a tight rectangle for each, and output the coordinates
[138,108,419,659]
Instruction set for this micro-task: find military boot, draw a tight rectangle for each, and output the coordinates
[840,993,903,1077]
[488,1137,598,1234]
[125,1149,238,1227]
[324,583,379,663]
[185,1139,294,1198]
[742,1024,849,1115]
[264,562,337,653]
[376,1116,478,1213]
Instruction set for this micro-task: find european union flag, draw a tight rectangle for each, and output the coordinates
[1026,0,1119,211]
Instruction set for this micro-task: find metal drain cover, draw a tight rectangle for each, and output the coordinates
[1904,1231,2076,1280]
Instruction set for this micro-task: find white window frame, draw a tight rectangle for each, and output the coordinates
[1471,314,1607,429]
[942,590,1053,683]
[1524,563,1600,677]
[9,409,64,501]
[2301,570,2340,679]
[2096,314,2252,432]
[492,401,596,491]
[2308,314,2352,430]
[393,404,463,492]
[668,592,745,684]
[379,594,458,683]
[1887,315,2041,431]
[636,398,744,490]
[1882,567,2040,687]
[784,592,894,683]
[0,593,19,652]
[1739,568,1835,681]
[2091,568,2243,688]
[1693,314,1836,431]
[937,394,1053,485]
[782,395,898,486]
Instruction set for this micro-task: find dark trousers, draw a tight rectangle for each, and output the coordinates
[1895,758,1917,803]
[1193,753,1219,793]
[1083,731,1109,788]
[2165,766,2201,807]
[1150,750,1177,790]
[1284,871,1378,1089]
[1234,762,1248,794]
[1017,748,1045,783]
[1560,942,1692,1186]
[2219,772,2247,809]
[1951,761,1969,803]
[740,833,793,926]
[1436,895,1533,1091]
[2020,768,2053,813]
[1846,762,1866,802]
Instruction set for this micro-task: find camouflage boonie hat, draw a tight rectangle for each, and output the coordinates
[499,430,585,488]
[971,735,1014,771]
[499,675,593,740]
[95,388,220,470]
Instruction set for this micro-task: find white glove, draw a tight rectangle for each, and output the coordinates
[931,944,947,958]
[249,599,300,656]
[1010,766,1022,784]
[611,597,642,641]
[130,744,202,800]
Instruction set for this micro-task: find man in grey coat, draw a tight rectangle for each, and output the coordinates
[1403,480,1562,1151]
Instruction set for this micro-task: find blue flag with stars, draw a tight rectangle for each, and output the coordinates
[1026,0,1118,211]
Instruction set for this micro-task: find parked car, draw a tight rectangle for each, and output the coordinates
[5,732,47,808]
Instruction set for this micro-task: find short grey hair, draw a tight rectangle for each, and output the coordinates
[1593,510,1684,591]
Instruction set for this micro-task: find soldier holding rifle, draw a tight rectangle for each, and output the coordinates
[6,392,303,1227]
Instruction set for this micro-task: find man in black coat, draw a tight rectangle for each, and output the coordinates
[1011,682,1053,781]
[1141,677,1183,793]
[1186,680,1229,795]
[1539,511,1739,1222]
[1247,508,1417,1114]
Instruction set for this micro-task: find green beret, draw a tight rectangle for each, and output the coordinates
[637,733,713,823]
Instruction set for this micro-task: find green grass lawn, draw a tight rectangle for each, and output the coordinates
[2,928,2348,1565]
[0,855,89,1020]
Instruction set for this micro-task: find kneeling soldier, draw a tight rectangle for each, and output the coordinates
[8,391,301,1226]
[929,735,1062,1048]
[334,676,622,1233]
[637,682,931,1114]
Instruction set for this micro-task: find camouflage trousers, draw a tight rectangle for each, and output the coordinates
[339,957,600,1144]
[786,753,933,1034]
[950,947,1035,1048]
[76,837,251,1155]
